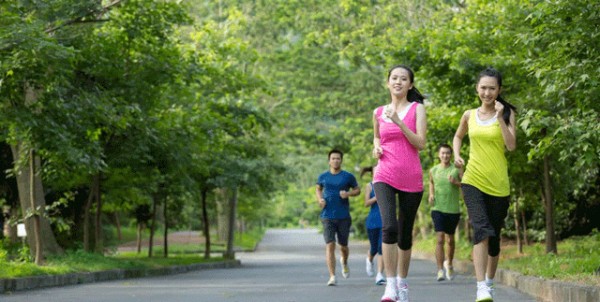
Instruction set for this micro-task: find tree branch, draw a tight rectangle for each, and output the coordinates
[44,0,124,34]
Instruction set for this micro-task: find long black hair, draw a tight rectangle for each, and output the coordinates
[387,65,425,104]
[477,67,517,125]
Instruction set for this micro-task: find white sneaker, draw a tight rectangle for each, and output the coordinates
[444,260,454,280]
[340,257,349,278]
[375,272,386,285]
[436,269,445,281]
[366,257,374,277]
[476,282,493,302]
[327,275,336,286]
[380,283,397,302]
[398,284,409,302]
[486,281,495,298]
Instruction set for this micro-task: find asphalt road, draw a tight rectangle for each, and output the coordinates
[1,228,537,302]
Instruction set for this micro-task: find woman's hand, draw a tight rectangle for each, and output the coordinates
[384,106,399,123]
[454,156,465,168]
[372,146,383,158]
[494,100,505,119]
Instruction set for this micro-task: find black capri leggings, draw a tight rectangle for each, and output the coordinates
[373,182,423,250]
[462,184,510,257]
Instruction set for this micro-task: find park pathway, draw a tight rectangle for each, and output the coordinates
[1,228,536,302]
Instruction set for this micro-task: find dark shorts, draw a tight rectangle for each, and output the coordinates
[367,228,383,256]
[462,184,510,256]
[321,218,352,246]
[373,182,422,250]
[431,210,461,235]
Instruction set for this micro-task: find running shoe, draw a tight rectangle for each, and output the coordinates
[476,282,493,302]
[366,257,374,277]
[327,275,336,286]
[340,257,349,278]
[398,284,410,302]
[437,269,445,281]
[380,282,398,302]
[444,260,454,280]
[486,281,495,298]
[375,272,386,285]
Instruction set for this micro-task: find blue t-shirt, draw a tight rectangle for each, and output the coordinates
[317,170,358,219]
[365,182,382,229]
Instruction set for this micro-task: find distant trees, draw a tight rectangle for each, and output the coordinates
[0,0,282,262]
[210,0,599,254]
[0,0,597,261]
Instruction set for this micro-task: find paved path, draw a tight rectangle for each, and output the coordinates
[1,229,536,302]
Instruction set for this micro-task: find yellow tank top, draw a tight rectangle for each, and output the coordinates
[462,109,510,197]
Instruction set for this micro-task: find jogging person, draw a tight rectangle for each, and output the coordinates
[372,65,427,302]
[428,143,462,281]
[453,67,517,302]
[362,166,386,285]
[316,149,361,286]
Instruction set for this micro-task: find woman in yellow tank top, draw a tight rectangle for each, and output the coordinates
[453,67,517,302]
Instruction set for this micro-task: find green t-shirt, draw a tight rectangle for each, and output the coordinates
[430,164,461,214]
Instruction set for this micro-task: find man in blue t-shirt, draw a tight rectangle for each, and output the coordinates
[316,149,360,286]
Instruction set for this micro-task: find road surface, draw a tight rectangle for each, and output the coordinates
[1,228,536,302]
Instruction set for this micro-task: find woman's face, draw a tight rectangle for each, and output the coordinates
[476,76,501,106]
[387,68,413,97]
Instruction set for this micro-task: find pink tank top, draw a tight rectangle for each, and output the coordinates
[373,102,423,192]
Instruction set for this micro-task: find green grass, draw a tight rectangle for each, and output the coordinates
[235,228,265,251]
[0,228,263,279]
[0,248,225,279]
[412,231,600,287]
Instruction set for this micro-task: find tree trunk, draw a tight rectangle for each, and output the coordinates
[7,207,19,243]
[215,188,229,242]
[522,210,529,245]
[29,149,43,265]
[513,196,523,254]
[83,177,96,252]
[10,143,63,257]
[136,222,144,254]
[542,155,557,254]
[114,212,122,241]
[201,189,211,259]
[94,174,103,253]
[148,192,159,258]
[224,187,237,260]
[163,197,168,258]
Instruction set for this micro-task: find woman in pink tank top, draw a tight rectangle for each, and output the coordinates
[372,65,427,302]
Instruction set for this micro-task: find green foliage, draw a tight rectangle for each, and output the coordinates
[413,230,600,286]
[0,0,597,268]
[0,248,224,279]
[501,231,600,286]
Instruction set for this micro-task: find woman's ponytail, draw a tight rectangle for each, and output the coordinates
[408,86,425,104]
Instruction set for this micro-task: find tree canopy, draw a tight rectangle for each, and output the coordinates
[0,0,597,257]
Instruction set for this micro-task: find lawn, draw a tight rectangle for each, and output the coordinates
[412,230,600,287]
[0,228,264,279]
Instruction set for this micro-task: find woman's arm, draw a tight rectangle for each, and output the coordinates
[496,102,517,151]
[373,111,383,158]
[388,104,427,150]
[453,110,470,168]
[364,183,376,207]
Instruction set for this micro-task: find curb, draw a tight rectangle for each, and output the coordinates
[0,259,241,294]
[413,252,600,302]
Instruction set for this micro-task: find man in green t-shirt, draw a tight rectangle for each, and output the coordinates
[428,144,463,281]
